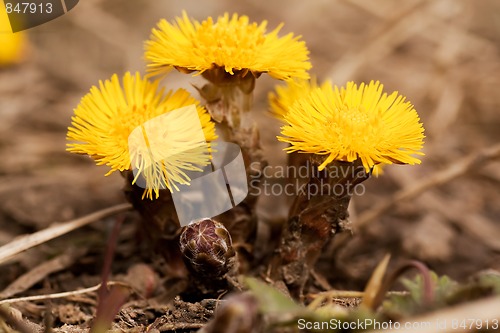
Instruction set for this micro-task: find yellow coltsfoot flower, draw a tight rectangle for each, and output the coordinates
[278,80,425,172]
[0,3,27,67]
[144,12,311,82]
[67,72,217,199]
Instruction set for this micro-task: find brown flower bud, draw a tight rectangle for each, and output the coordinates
[179,218,236,279]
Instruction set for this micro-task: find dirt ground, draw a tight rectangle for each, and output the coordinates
[1,0,499,332]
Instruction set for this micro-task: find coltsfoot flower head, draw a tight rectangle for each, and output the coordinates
[145,12,311,82]
[278,80,425,172]
[67,72,217,199]
[0,8,27,66]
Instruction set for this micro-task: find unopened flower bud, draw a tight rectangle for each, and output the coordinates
[179,218,236,278]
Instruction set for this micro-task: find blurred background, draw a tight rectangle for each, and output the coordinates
[1,0,499,292]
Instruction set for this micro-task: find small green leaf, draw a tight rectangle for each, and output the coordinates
[244,278,301,314]
[383,272,457,317]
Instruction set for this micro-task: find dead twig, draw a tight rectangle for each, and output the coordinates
[0,281,132,306]
[0,305,42,333]
[356,143,500,231]
[327,0,431,84]
[0,247,88,299]
[345,0,498,59]
[0,203,132,265]
[306,290,409,301]
[157,322,204,331]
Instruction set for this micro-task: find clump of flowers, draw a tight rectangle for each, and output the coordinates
[66,9,427,302]
[66,72,217,199]
[277,80,425,172]
[144,12,311,82]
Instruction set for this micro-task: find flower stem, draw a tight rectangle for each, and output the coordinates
[271,158,370,300]
[198,71,266,272]
[122,170,188,280]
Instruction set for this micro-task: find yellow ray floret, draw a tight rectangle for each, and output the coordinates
[269,77,329,120]
[67,72,217,199]
[145,12,311,81]
[278,81,425,172]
